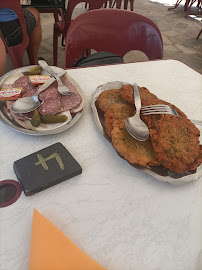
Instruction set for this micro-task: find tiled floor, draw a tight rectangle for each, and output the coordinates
[5,0,202,74]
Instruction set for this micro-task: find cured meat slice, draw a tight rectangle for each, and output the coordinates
[60,94,82,112]
[13,76,30,88]
[21,85,37,97]
[38,85,61,101]
[60,76,79,94]
[12,75,37,97]
[38,98,62,115]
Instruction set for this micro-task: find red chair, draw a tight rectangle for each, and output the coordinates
[111,0,134,11]
[168,0,201,17]
[22,0,66,38]
[53,0,115,66]
[65,9,163,68]
[0,0,35,68]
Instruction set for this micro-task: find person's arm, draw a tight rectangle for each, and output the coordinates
[0,37,6,76]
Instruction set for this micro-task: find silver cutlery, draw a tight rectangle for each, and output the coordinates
[11,77,56,114]
[125,83,150,141]
[141,104,202,126]
[38,60,73,95]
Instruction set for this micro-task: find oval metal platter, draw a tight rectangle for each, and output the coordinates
[91,81,202,185]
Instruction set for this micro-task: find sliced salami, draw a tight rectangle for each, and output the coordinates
[38,98,62,115]
[60,94,82,112]
[60,76,79,94]
[38,85,61,101]
[21,85,37,97]
[13,76,30,88]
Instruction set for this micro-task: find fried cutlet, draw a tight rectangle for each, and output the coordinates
[120,84,159,106]
[149,115,200,173]
[104,103,135,137]
[97,89,126,112]
[111,120,160,167]
[120,84,187,120]
[187,145,202,171]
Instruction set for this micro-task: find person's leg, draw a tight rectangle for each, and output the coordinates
[24,7,42,64]
[0,36,6,77]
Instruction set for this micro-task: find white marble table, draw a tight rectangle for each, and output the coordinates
[0,60,202,270]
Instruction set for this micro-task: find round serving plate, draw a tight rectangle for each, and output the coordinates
[0,66,85,136]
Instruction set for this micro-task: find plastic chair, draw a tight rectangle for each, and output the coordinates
[22,0,66,34]
[111,0,134,11]
[65,9,163,68]
[53,0,114,66]
[168,0,201,17]
[86,1,134,10]
[0,0,35,68]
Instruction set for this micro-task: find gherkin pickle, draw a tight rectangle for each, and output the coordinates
[23,66,42,75]
[41,115,68,124]
[31,109,41,127]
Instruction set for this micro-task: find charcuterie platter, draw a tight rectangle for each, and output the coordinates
[0,66,85,135]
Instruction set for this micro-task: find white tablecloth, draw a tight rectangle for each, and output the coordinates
[0,60,202,270]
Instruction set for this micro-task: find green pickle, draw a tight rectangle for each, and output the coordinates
[23,66,42,75]
[41,115,68,124]
[31,109,41,127]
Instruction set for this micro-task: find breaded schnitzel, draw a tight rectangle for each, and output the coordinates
[104,103,135,137]
[120,84,159,106]
[149,115,200,173]
[97,89,126,112]
[111,120,160,167]
[96,85,201,173]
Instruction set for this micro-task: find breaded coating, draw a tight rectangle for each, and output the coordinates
[97,89,126,112]
[187,145,202,171]
[120,84,159,106]
[111,120,160,167]
[104,103,135,137]
[120,84,187,119]
[149,115,200,173]
[98,86,201,174]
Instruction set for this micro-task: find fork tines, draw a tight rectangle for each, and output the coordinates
[141,104,171,115]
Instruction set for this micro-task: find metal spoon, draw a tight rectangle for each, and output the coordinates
[11,77,56,114]
[125,83,150,141]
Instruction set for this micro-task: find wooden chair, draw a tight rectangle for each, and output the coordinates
[53,0,115,66]
[0,0,35,68]
[65,9,163,68]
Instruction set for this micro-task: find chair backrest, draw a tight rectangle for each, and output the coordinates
[65,9,163,67]
[0,0,29,68]
[62,0,109,36]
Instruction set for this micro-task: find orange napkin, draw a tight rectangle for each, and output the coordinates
[29,209,106,270]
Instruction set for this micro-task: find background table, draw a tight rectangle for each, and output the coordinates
[0,60,202,270]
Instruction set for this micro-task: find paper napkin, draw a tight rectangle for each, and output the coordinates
[29,209,106,270]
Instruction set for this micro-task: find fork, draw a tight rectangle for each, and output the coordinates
[38,60,73,95]
[141,104,202,126]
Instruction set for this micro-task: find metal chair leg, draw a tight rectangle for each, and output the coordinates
[168,0,183,10]
[196,28,202,39]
